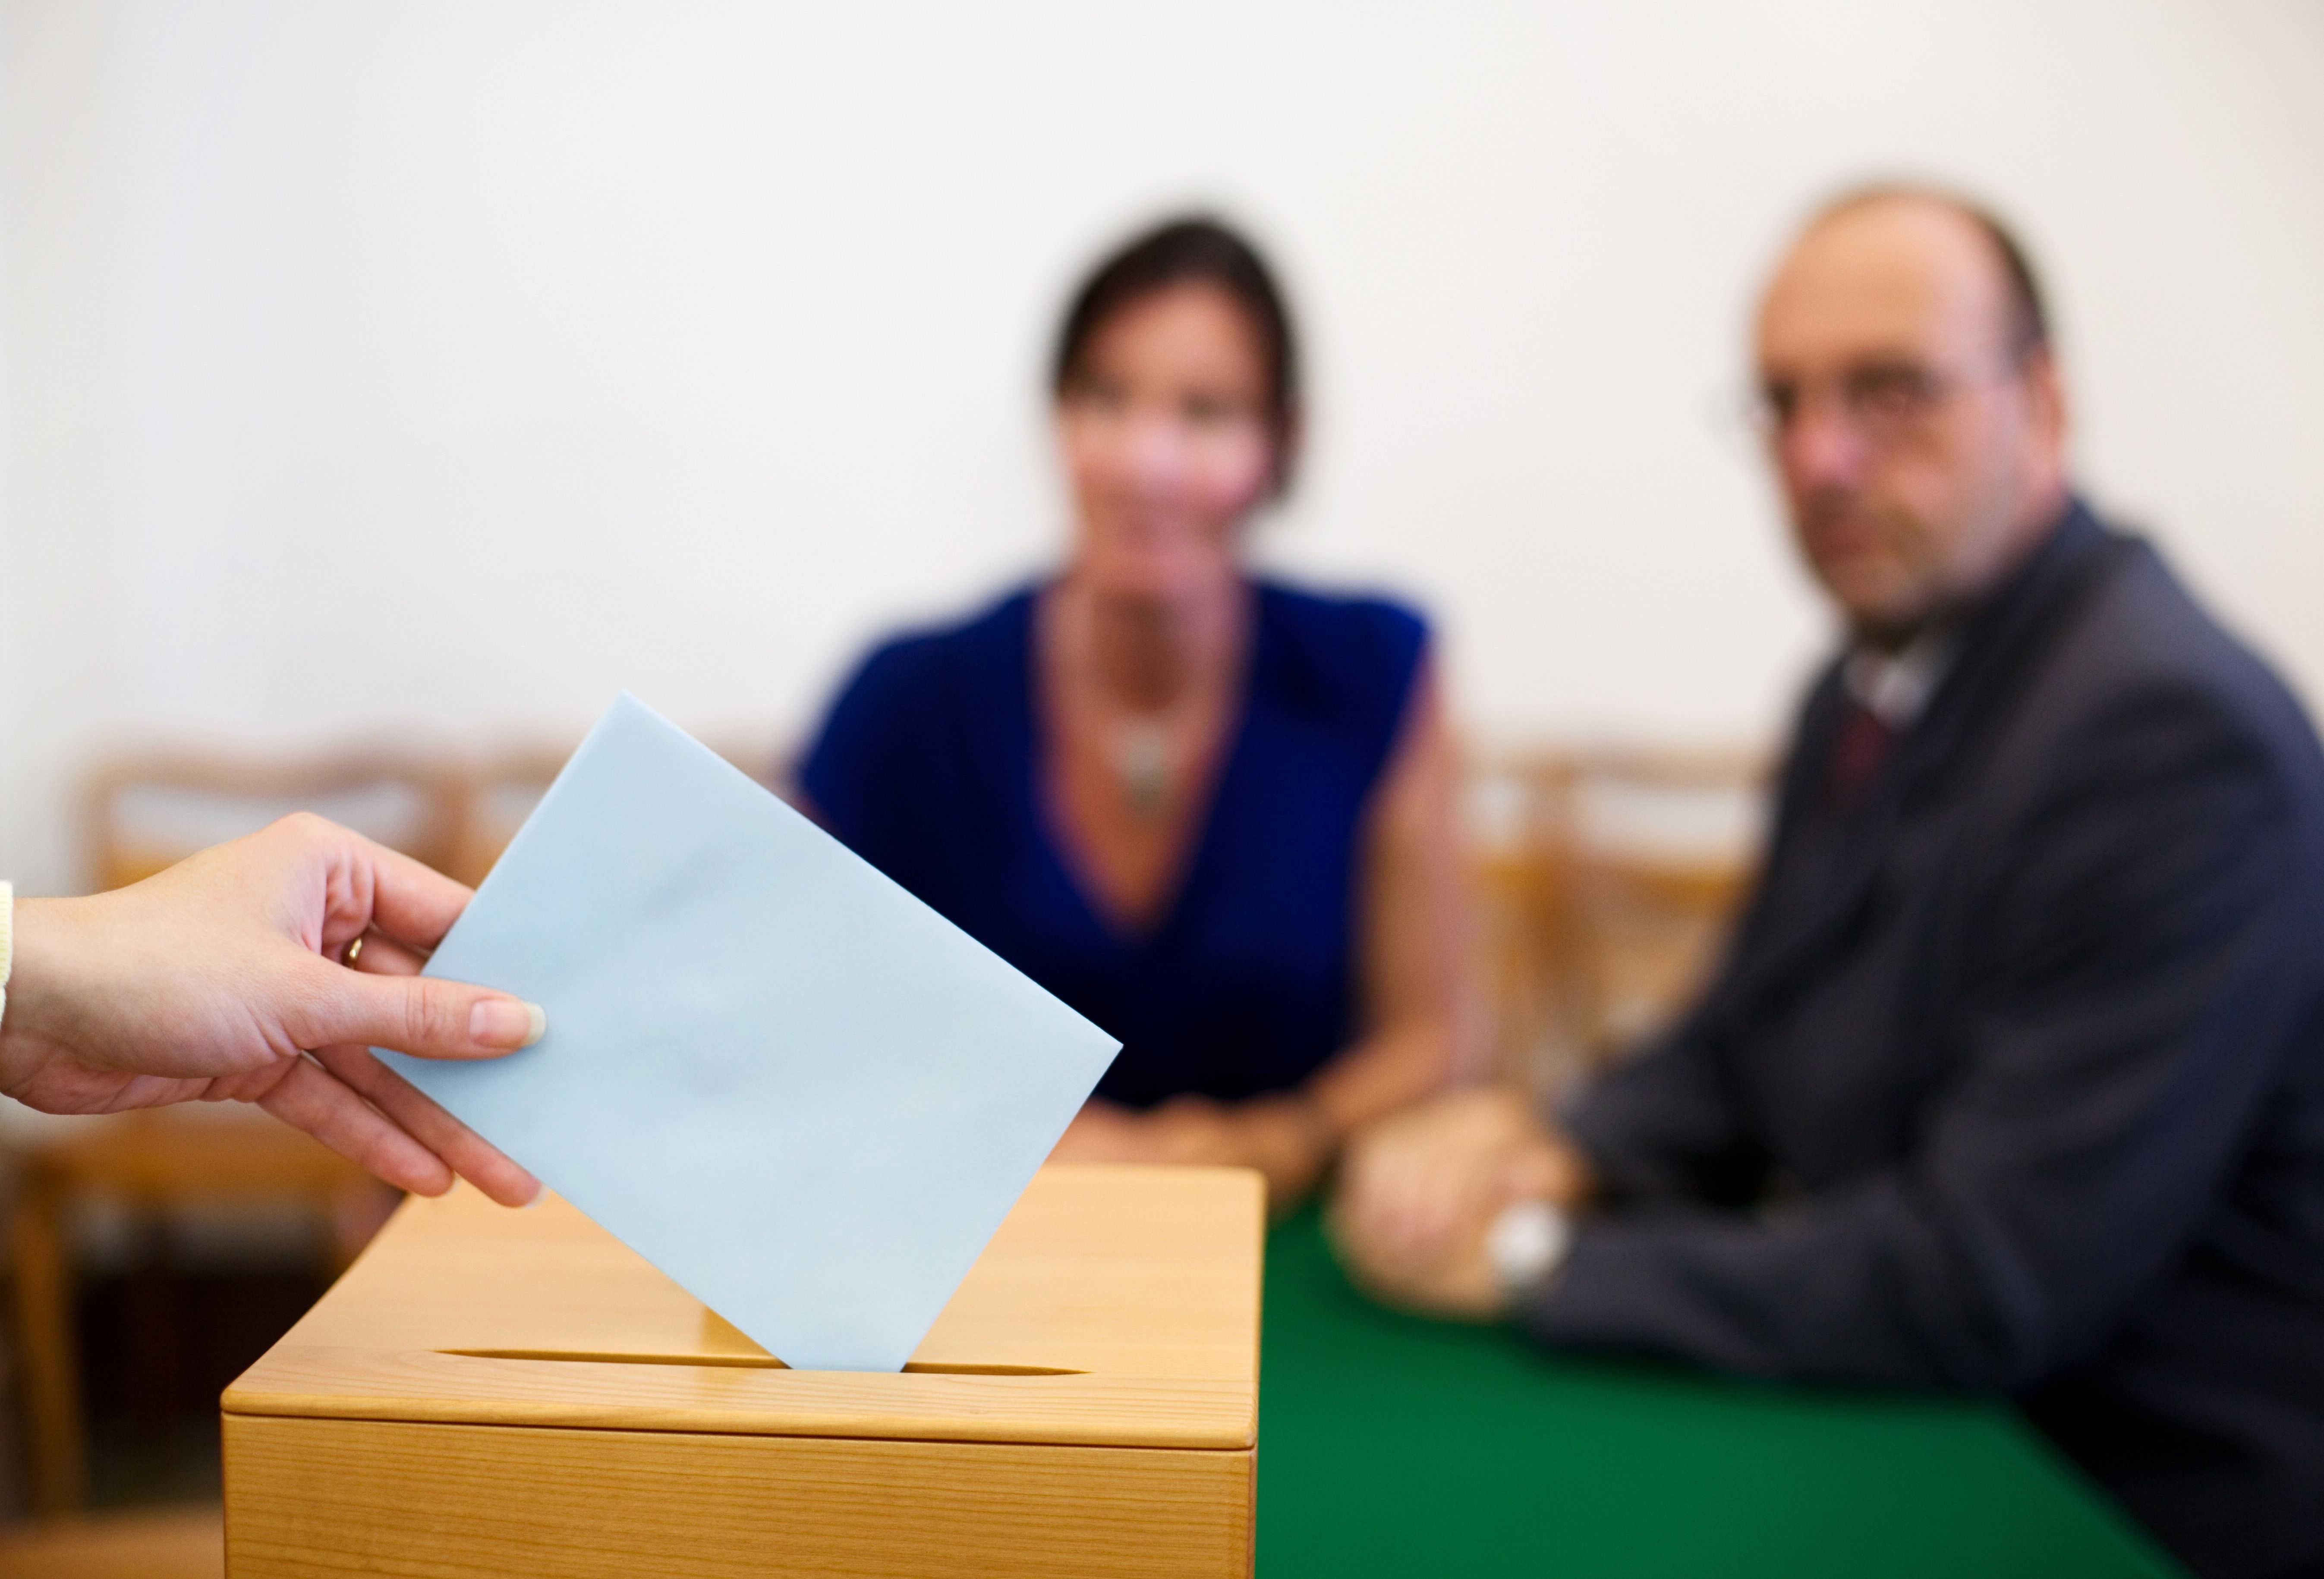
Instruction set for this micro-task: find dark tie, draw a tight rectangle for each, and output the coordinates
[1826,699,1897,808]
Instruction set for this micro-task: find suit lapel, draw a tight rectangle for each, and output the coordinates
[1707,504,2127,1024]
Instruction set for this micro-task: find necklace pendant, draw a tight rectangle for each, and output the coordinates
[1112,719,1172,821]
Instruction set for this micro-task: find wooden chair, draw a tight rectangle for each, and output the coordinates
[441,734,790,889]
[0,1504,222,1579]
[1469,744,1768,1095]
[439,744,572,889]
[5,750,460,1516]
[8,1115,388,1516]
[1466,750,1572,1089]
[82,747,466,891]
[1546,745,1768,1070]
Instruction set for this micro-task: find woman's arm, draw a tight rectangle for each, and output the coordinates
[1313,657,1475,1135]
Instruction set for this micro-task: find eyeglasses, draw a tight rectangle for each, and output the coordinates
[1744,355,2029,448]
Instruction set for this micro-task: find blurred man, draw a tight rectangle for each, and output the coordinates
[1332,187,2324,1579]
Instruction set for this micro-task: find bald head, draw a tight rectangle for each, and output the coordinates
[1754,187,2071,646]
[1811,187,2050,356]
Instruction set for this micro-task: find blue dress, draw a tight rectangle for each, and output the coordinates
[798,579,1429,1107]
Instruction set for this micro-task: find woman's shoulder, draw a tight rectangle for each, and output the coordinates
[803,584,1035,791]
[830,585,1038,711]
[1248,579,1432,776]
[1253,577,1431,691]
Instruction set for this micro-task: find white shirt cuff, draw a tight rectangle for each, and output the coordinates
[1486,1197,1573,1298]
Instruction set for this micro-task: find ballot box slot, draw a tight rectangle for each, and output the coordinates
[440,1347,1085,1376]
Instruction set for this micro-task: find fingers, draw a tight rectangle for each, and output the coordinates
[255,1054,455,1197]
[1045,1123,1117,1163]
[1337,1089,1540,1265]
[1326,1188,1439,1306]
[1337,1115,1440,1250]
[334,830,478,956]
[253,1042,544,1207]
[1329,1200,1508,1322]
[1327,1144,1509,1322]
[1502,1132,1592,1208]
[310,1043,541,1206]
[347,931,430,977]
[1146,1099,1241,1165]
[1050,1104,1159,1163]
[287,957,545,1062]
[1356,1137,1475,1258]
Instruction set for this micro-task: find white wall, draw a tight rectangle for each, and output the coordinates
[6,0,2322,894]
[0,0,127,896]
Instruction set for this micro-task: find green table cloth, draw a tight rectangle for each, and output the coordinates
[1257,1211,2182,1577]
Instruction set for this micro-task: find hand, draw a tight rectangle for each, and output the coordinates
[1327,1086,1590,1321]
[1,813,544,1205]
[1047,1096,1143,1161]
[1047,1093,1335,1212]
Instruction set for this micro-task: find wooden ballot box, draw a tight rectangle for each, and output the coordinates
[220,1164,1263,1578]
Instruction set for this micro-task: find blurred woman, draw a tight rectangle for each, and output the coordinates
[797,217,1469,1210]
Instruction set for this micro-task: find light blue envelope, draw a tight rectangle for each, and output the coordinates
[377,693,1120,1371]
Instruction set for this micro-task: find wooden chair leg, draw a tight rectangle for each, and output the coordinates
[10,1169,86,1513]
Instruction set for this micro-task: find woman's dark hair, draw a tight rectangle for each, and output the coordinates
[1051,215,1301,443]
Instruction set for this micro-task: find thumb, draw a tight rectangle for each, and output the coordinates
[288,958,546,1060]
[1498,1145,1571,1209]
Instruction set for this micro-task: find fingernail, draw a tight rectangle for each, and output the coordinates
[470,999,548,1050]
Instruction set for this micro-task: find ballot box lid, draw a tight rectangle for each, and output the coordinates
[224,1164,1263,1451]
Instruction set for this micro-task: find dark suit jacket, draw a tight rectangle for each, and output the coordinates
[1533,502,2324,1579]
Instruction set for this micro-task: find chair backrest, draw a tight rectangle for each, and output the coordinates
[1465,749,1570,1089]
[83,749,469,892]
[440,733,791,889]
[1468,744,1769,1095]
[83,733,1754,1102]
[438,744,573,890]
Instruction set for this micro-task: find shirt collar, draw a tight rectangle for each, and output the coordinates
[1842,623,1957,728]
